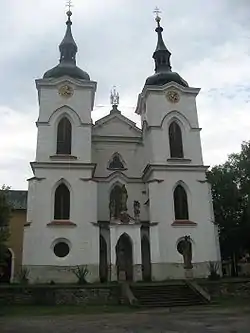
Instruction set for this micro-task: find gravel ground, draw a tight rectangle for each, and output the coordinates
[1,307,250,332]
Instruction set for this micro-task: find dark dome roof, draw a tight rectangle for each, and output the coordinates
[145,71,188,87]
[43,63,90,80]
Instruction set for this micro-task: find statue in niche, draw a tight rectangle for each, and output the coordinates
[109,184,128,220]
[133,201,140,220]
[109,198,116,219]
[181,236,193,269]
[120,185,128,212]
[108,154,124,170]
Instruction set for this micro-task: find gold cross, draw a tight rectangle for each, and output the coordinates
[66,0,73,12]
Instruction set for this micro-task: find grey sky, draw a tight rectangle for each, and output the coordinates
[1,0,250,189]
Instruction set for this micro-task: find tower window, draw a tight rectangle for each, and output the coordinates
[169,121,184,158]
[174,185,189,220]
[57,117,72,155]
[108,153,125,170]
[54,183,70,220]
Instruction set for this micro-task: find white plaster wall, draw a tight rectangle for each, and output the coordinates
[143,88,204,165]
[93,118,141,138]
[92,141,145,178]
[148,170,220,265]
[36,109,92,162]
[23,168,99,267]
[37,81,95,124]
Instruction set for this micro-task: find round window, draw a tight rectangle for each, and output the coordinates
[54,242,70,258]
[177,240,185,255]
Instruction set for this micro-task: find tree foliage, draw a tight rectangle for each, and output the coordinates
[0,185,12,266]
[207,141,250,275]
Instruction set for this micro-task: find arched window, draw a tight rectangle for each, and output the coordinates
[54,183,70,220]
[169,121,184,158]
[174,185,189,220]
[56,117,72,155]
[108,153,125,170]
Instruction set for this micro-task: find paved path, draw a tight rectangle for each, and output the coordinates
[1,307,250,332]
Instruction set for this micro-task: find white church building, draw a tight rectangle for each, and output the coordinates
[22,10,221,283]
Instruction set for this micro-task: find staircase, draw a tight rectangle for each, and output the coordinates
[130,281,209,307]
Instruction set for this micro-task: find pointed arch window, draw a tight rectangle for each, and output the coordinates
[57,117,72,155]
[54,183,70,220]
[169,121,184,158]
[108,153,125,170]
[174,185,189,220]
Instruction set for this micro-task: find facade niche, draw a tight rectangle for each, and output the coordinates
[108,153,125,170]
[54,183,70,220]
[57,117,72,155]
[174,184,189,220]
[169,121,184,158]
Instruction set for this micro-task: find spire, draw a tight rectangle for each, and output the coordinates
[43,3,90,80]
[153,8,172,73]
[59,10,78,65]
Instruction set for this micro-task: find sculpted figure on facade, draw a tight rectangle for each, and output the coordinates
[133,200,140,220]
[182,236,193,269]
[120,185,128,212]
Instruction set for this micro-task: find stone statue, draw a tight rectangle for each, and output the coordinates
[133,201,140,220]
[109,199,115,219]
[182,236,193,269]
[120,185,128,212]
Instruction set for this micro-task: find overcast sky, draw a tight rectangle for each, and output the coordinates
[0,0,250,190]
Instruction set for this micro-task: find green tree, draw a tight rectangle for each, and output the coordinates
[207,141,250,275]
[0,185,12,267]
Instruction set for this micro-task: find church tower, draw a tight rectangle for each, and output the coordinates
[136,13,221,280]
[22,10,99,282]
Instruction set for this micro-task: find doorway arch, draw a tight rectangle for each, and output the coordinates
[99,235,108,283]
[0,248,13,284]
[116,233,133,281]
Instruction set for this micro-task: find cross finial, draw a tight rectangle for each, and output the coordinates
[153,6,162,25]
[110,86,120,107]
[66,0,73,12]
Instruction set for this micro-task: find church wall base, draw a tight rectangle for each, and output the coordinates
[24,264,99,284]
[151,261,221,281]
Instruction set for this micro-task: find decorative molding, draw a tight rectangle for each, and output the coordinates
[143,163,209,181]
[31,162,96,174]
[93,171,143,183]
[27,177,46,182]
[146,179,164,184]
[197,179,209,183]
[47,220,77,227]
[79,178,98,182]
[50,154,78,161]
[167,158,192,163]
[171,220,197,227]
[92,135,142,144]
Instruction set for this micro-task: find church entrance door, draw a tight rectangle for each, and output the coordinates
[116,233,133,281]
[0,249,12,284]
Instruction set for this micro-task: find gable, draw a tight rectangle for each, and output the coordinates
[93,113,142,138]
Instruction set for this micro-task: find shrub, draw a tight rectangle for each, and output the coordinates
[17,266,30,284]
[72,265,89,284]
[208,261,220,280]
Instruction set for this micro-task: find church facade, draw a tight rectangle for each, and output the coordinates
[22,10,221,283]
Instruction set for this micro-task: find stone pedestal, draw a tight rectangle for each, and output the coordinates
[185,268,194,279]
[118,270,126,282]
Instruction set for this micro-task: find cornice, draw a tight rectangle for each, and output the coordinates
[143,163,209,181]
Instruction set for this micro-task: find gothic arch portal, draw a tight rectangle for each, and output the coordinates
[116,233,133,281]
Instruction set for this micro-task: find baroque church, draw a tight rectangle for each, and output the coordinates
[18,9,221,283]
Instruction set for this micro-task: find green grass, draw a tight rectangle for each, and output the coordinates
[0,304,135,317]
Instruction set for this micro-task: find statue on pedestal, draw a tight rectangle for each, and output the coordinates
[182,236,193,269]
[120,185,128,212]
[133,201,140,220]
